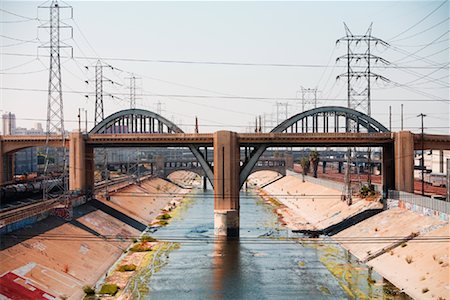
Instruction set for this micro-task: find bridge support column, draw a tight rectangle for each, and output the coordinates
[69,132,86,193]
[214,131,240,237]
[382,143,395,202]
[394,131,414,193]
[0,140,4,185]
[85,146,95,196]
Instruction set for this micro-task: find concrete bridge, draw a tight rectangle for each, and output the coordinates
[1,106,449,236]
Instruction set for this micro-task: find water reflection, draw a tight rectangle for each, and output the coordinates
[146,190,409,300]
[212,237,242,299]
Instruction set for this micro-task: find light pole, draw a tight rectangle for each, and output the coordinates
[417,113,426,196]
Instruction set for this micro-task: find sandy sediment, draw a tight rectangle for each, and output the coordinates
[0,171,199,300]
[249,171,450,300]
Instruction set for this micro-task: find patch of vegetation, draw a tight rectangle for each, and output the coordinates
[132,238,138,243]
[99,283,119,296]
[157,213,172,220]
[359,184,375,198]
[267,197,282,207]
[117,264,137,272]
[401,243,407,248]
[82,285,95,295]
[157,220,169,226]
[130,243,153,252]
[422,287,429,293]
[319,285,330,295]
[141,235,157,242]
[367,277,376,284]
[405,256,413,264]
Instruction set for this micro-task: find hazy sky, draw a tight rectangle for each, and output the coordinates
[1,1,449,134]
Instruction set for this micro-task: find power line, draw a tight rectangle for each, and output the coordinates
[0,8,37,21]
[1,52,448,70]
[2,86,449,103]
[390,17,449,43]
[393,30,450,64]
[388,1,447,41]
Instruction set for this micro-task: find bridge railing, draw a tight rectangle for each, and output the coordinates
[388,190,450,216]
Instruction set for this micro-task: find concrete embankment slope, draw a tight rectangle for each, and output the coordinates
[249,170,449,300]
[335,209,449,300]
[249,171,382,232]
[0,171,199,300]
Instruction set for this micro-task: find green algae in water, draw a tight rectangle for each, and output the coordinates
[125,242,181,299]
[302,240,410,300]
[319,285,331,295]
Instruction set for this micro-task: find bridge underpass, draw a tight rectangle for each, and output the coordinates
[1,106,450,236]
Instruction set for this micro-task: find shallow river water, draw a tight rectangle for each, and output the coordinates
[143,189,408,299]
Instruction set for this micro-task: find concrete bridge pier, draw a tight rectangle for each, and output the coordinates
[214,131,240,237]
[69,132,95,196]
[394,131,414,193]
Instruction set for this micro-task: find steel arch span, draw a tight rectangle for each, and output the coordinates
[240,106,390,187]
[90,109,213,185]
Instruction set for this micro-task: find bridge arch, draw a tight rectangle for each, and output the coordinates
[240,106,389,187]
[271,106,389,134]
[90,109,183,134]
[90,109,214,185]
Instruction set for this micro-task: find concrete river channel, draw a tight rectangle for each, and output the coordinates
[135,189,409,299]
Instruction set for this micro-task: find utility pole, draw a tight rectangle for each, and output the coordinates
[389,105,392,131]
[258,115,262,133]
[195,116,199,133]
[418,113,426,196]
[39,0,72,202]
[336,23,389,202]
[401,104,404,130]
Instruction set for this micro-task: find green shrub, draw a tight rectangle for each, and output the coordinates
[82,285,95,295]
[359,184,375,197]
[117,264,137,272]
[140,235,157,242]
[99,284,119,296]
[157,213,171,220]
[157,220,169,226]
[130,243,152,252]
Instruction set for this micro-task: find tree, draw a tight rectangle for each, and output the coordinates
[299,157,310,182]
[309,150,320,178]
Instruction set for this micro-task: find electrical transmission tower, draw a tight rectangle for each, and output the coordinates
[38,0,72,204]
[275,102,289,124]
[95,60,104,126]
[336,23,389,204]
[127,75,140,109]
[336,23,390,117]
[300,87,318,112]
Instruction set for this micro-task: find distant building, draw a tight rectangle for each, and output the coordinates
[14,123,44,136]
[2,113,16,135]
[7,119,44,175]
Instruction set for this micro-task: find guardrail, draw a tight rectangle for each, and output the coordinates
[388,190,450,215]
[287,170,345,191]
